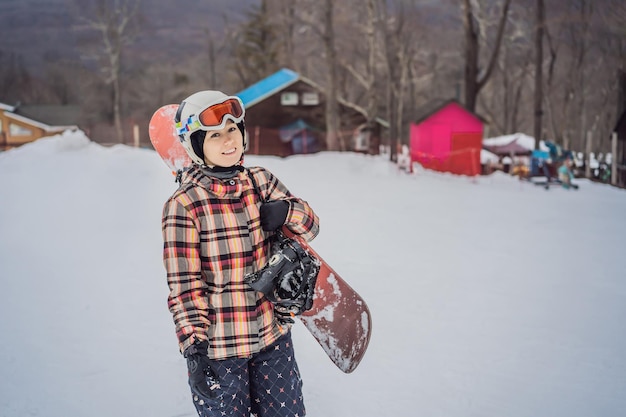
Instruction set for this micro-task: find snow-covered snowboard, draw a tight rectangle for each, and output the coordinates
[149,104,372,373]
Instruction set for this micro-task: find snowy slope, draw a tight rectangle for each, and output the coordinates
[1,131,625,417]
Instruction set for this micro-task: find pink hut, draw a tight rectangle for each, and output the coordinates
[410,99,484,176]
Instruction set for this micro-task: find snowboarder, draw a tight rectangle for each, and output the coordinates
[161,90,319,417]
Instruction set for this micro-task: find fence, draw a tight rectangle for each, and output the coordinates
[411,147,481,176]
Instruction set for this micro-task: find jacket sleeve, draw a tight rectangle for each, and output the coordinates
[254,167,319,242]
[162,196,211,353]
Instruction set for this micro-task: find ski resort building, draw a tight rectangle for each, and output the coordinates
[235,68,387,157]
[409,99,485,176]
[0,102,79,150]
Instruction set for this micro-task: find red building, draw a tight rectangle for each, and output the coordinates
[410,100,484,176]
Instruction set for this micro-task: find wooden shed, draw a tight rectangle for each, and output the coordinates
[0,103,79,150]
[236,68,386,156]
[409,99,484,176]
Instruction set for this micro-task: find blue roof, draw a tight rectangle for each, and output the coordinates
[235,68,300,107]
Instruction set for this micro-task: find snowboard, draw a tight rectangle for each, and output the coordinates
[149,104,372,373]
[148,104,192,174]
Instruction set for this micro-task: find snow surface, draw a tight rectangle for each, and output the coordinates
[1,130,625,417]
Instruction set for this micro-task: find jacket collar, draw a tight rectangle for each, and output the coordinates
[181,165,248,198]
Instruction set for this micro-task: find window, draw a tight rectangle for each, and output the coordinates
[281,92,299,106]
[301,92,319,106]
[10,123,32,136]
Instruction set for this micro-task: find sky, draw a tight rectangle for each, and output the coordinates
[1,130,625,416]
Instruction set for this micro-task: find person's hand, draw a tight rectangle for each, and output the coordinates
[184,342,220,402]
[260,200,290,231]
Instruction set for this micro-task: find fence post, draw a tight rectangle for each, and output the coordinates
[585,130,592,179]
[611,132,617,185]
[254,126,260,155]
[133,124,140,147]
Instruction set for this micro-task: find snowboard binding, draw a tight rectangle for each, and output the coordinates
[244,232,320,316]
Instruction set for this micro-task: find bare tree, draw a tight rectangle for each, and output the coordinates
[532,0,624,174]
[478,1,535,136]
[533,0,545,149]
[381,5,416,161]
[264,0,298,70]
[338,0,381,129]
[0,52,37,104]
[575,0,593,162]
[364,0,379,128]
[322,0,341,151]
[479,46,532,135]
[598,0,626,111]
[543,16,561,144]
[462,0,512,112]
[205,27,219,89]
[541,4,579,149]
[232,1,281,87]
[74,0,141,143]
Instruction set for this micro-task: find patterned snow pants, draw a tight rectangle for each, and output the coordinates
[190,332,306,417]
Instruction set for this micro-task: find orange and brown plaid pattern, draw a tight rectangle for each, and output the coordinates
[162,165,319,359]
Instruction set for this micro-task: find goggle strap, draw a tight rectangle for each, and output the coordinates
[176,115,202,136]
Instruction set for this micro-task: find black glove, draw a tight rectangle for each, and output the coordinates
[184,341,219,402]
[260,200,290,231]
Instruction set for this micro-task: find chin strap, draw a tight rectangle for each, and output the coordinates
[175,163,244,185]
[200,164,245,179]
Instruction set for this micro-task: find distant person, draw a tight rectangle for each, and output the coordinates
[558,157,575,189]
[161,90,319,417]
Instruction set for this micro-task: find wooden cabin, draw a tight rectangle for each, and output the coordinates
[0,103,79,150]
[235,68,386,156]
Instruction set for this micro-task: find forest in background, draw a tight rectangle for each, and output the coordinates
[0,0,624,158]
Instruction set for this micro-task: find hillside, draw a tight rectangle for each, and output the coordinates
[0,0,257,72]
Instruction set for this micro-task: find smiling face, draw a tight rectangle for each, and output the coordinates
[201,120,244,167]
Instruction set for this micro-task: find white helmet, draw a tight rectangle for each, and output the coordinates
[174,90,246,165]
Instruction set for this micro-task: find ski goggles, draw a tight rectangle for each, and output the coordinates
[176,96,245,136]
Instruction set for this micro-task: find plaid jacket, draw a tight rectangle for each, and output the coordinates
[162,165,319,359]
